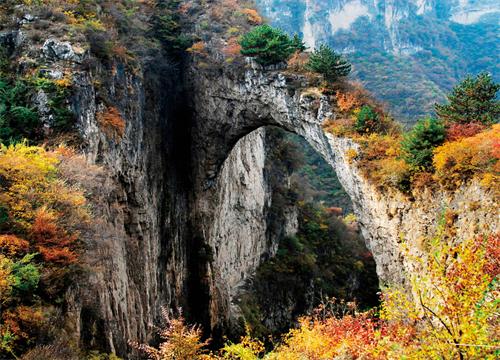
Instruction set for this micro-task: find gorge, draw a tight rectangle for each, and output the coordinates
[0,1,497,359]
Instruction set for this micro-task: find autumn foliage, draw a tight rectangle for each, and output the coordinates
[130,308,210,360]
[173,230,497,360]
[97,107,126,141]
[0,143,89,357]
[433,123,500,188]
[241,8,262,25]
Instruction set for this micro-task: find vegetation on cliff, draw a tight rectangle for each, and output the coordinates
[0,1,497,359]
[0,144,91,358]
[132,229,499,359]
[325,73,499,193]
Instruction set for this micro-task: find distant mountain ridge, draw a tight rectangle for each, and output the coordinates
[256,0,500,123]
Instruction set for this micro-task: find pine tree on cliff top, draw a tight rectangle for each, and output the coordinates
[239,25,298,66]
[306,45,351,82]
[435,72,500,125]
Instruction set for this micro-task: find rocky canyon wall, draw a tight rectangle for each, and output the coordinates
[4,25,496,359]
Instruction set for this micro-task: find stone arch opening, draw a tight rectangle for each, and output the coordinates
[204,123,379,339]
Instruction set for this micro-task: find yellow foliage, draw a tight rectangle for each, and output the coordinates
[0,255,14,302]
[130,309,209,360]
[345,148,358,163]
[220,331,265,360]
[433,124,500,190]
[382,233,499,359]
[0,143,88,230]
[241,8,262,25]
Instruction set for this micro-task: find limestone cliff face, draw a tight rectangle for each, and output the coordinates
[327,136,498,286]
[4,24,497,358]
[189,62,498,319]
[67,58,191,353]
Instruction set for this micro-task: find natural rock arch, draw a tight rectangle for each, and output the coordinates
[189,64,497,333]
[190,64,338,188]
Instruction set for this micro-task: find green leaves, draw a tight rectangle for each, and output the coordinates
[239,25,302,66]
[435,72,500,125]
[401,117,446,170]
[0,78,40,144]
[11,254,40,294]
[355,105,380,134]
[306,44,351,82]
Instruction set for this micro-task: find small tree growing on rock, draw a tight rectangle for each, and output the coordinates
[239,25,299,66]
[354,105,380,134]
[401,117,446,171]
[306,45,351,82]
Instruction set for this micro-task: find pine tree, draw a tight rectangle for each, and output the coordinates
[401,117,446,170]
[306,45,351,82]
[435,72,500,125]
[291,34,307,52]
[239,25,296,66]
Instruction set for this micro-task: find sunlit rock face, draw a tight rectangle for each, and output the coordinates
[255,0,499,122]
[189,63,497,319]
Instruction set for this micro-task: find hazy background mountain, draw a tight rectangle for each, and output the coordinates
[255,0,500,124]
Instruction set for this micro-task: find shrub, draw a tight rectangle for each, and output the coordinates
[239,25,299,66]
[401,117,446,170]
[287,51,309,72]
[354,105,380,134]
[306,45,351,82]
[240,8,262,25]
[129,308,209,360]
[97,107,126,140]
[435,72,500,125]
[223,37,242,58]
[445,122,486,141]
[0,78,40,144]
[0,143,90,357]
[336,90,362,113]
[221,230,499,360]
[152,0,192,55]
[433,124,499,187]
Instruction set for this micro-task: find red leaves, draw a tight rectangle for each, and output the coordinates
[446,122,486,141]
[484,233,500,277]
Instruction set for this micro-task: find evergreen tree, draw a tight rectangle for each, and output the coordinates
[239,25,296,66]
[0,78,39,144]
[152,0,192,54]
[435,73,500,125]
[354,105,379,134]
[401,117,446,170]
[292,34,307,52]
[306,45,351,82]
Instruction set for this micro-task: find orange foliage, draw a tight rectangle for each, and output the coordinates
[2,306,44,341]
[97,106,126,140]
[336,90,363,113]
[0,235,29,256]
[187,41,207,56]
[286,51,309,72]
[433,124,500,188]
[31,208,78,265]
[241,8,262,25]
[222,37,241,57]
